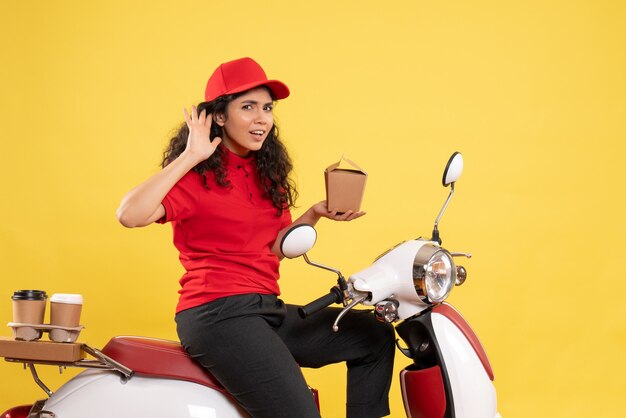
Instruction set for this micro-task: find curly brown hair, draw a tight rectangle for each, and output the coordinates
[161,89,298,214]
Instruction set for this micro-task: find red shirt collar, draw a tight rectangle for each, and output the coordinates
[223,146,256,170]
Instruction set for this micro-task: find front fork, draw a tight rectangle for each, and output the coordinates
[395,308,456,418]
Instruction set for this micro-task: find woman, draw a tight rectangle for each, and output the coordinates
[117,57,395,418]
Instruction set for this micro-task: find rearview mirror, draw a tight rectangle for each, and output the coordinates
[432,152,464,244]
[442,152,464,186]
[279,224,317,259]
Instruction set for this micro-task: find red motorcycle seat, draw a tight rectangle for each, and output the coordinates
[101,336,229,395]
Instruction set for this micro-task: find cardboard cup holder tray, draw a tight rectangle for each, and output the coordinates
[8,322,84,343]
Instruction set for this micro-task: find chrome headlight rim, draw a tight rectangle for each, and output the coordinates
[413,244,456,304]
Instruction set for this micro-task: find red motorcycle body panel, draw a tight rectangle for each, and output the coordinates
[432,304,494,381]
[311,388,320,410]
[1,405,31,418]
[400,366,446,418]
[102,336,230,395]
[101,336,320,410]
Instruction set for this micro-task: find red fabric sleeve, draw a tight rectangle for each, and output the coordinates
[280,207,292,229]
[156,171,203,224]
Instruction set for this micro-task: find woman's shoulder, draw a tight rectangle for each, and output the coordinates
[173,169,210,191]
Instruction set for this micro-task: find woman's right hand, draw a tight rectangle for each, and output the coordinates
[182,106,223,163]
[117,106,222,228]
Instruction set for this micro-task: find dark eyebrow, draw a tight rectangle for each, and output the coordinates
[241,100,273,106]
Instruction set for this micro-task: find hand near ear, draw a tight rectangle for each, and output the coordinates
[182,105,222,163]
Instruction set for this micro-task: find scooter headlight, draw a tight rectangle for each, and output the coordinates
[413,245,456,304]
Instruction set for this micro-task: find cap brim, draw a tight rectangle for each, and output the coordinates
[225,79,290,100]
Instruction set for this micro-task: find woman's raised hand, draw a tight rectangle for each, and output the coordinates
[182,106,222,162]
[312,200,366,222]
[117,106,223,228]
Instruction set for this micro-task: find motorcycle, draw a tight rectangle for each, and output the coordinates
[2,152,500,418]
[280,152,501,418]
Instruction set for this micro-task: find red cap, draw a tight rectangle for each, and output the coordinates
[204,57,290,102]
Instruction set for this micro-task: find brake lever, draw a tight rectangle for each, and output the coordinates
[332,295,368,332]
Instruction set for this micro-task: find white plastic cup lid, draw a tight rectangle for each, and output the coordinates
[50,293,83,305]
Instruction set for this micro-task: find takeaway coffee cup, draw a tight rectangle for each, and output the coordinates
[50,293,83,328]
[12,290,47,325]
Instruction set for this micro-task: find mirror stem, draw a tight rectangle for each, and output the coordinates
[431,225,442,245]
[434,183,455,228]
[302,254,349,305]
[303,254,345,282]
[432,183,455,245]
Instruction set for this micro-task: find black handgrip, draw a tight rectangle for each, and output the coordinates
[298,287,343,318]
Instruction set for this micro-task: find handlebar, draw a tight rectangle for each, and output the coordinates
[298,287,343,318]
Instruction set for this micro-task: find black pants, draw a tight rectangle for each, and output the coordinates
[175,294,395,418]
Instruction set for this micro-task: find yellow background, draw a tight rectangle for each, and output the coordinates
[1,1,625,416]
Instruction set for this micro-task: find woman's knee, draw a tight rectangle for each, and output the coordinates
[356,311,395,342]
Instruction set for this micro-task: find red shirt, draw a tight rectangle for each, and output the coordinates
[158,149,292,313]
